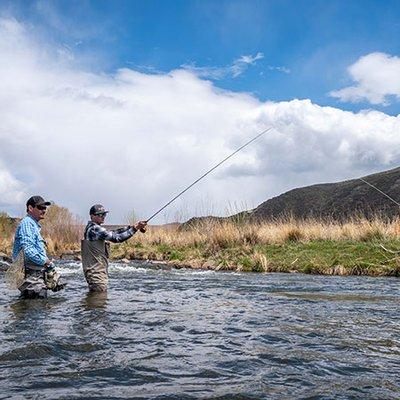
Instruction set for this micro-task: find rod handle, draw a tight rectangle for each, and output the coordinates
[139,220,148,233]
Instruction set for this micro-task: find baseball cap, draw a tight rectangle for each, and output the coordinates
[90,204,109,215]
[26,196,52,208]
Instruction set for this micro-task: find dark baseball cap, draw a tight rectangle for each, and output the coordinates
[26,195,52,208]
[90,204,109,215]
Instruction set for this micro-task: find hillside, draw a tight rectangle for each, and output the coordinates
[250,167,400,221]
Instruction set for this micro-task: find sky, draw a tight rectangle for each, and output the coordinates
[0,0,400,223]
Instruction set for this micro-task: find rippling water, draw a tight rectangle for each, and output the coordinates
[0,261,399,399]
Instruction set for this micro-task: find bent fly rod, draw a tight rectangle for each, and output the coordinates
[145,126,273,223]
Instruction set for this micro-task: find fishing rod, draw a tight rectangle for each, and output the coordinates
[359,178,400,207]
[145,126,273,223]
[142,129,397,226]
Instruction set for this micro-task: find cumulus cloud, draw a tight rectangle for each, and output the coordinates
[182,52,264,79]
[330,52,400,105]
[1,18,400,223]
[0,162,25,210]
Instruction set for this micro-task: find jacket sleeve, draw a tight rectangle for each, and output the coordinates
[97,226,136,243]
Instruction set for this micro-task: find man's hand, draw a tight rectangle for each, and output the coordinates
[44,258,55,272]
[44,258,52,267]
[134,221,147,233]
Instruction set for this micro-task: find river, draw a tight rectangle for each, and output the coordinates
[0,261,399,399]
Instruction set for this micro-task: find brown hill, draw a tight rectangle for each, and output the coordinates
[250,166,400,221]
[182,166,400,226]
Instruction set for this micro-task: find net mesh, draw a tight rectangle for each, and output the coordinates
[5,252,25,290]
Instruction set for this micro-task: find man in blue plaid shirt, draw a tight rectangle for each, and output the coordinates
[12,195,66,298]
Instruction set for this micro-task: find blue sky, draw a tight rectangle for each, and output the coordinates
[4,0,400,114]
[1,0,400,222]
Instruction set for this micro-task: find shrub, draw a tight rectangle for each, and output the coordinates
[41,204,82,253]
[0,212,17,239]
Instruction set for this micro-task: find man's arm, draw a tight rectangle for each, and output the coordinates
[93,225,136,243]
[18,222,48,265]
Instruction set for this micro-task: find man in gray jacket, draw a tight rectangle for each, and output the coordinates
[81,204,147,292]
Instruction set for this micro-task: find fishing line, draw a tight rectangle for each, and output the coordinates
[146,126,273,223]
[359,177,400,207]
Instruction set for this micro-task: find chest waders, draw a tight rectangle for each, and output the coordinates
[18,261,48,299]
[81,239,110,292]
[15,258,66,298]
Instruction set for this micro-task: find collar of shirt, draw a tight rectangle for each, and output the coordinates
[87,220,99,226]
[26,214,42,229]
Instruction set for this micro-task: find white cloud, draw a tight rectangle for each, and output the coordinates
[1,19,400,223]
[230,52,264,77]
[267,65,290,74]
[0,162,25,210]
[182,52,264,79]
[237,53,264,64]
[330,52,400,105]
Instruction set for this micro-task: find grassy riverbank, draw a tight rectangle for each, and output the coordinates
[1,211,400,276]
[111,218,400,276]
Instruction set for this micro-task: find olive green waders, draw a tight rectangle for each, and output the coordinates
[81,240,110,292]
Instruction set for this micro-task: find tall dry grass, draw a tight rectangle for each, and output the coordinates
[133,216,400,249]
[2,206,400,262]
[0,212,18,256]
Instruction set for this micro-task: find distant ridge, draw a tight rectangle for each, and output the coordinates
[250,166,400,221]
[183,166,400,226]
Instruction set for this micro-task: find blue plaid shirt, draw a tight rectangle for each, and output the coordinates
[12,215,47,266]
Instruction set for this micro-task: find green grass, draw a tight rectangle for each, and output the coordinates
[109,238,400,276]
[251,239,400,275]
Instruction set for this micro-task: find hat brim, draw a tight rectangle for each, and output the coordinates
[37,201,52,206]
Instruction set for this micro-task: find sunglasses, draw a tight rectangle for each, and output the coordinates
[96,213,107,218]
[35,205,47,211]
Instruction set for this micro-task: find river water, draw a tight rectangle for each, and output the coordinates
[0,261,399,399]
